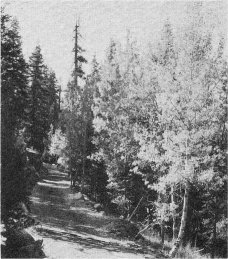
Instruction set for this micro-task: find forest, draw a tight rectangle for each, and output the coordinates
[1,2,227,259]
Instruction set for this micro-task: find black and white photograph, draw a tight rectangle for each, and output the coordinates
[1,0,227,258]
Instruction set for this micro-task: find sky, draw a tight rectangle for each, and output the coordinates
[3,0,227,89]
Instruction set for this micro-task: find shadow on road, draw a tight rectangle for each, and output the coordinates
[36,225,145,255]
[30,166,154,257]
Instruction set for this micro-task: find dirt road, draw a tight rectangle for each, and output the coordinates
[29,165,159,259]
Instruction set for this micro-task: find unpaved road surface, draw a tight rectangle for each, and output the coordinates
[29,165,160,259]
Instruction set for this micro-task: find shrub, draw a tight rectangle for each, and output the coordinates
[106,219,142,240]
[175,243,210,259]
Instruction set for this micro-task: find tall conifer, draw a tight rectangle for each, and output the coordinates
[1,10,29,214]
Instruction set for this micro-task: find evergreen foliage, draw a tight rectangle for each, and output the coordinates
[28,46,59,153]
[1,9,60,223]
[1,9,30,216]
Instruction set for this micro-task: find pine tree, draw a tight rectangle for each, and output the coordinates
[63,20,88,189]
[45,70,60,132]
[28,46,59,153]
[1,11,29,142]
[83,57,110,202]
[1,10,30,215]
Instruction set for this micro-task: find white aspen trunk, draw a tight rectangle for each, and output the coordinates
[160,220,165,248]
[169,181,190,258]
[171,185,177,242]
[158,192,165,247]
[127,196,144,222]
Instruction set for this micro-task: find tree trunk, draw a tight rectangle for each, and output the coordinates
[171,185,177,242]
[81,85,88,193]
[127,196,144,222]
[169,181,190,258]
[81,121,87,193]
[160,220,165,248]
[158,192,165,248]
[211,209,217,258]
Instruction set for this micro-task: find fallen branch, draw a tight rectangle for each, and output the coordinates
[127,196,144,222]
[135,223,152,238]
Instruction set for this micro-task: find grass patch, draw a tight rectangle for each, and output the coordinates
[175,243,210,259]
[141,228,211,258]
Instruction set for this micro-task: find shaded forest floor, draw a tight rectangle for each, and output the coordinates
[29,165,164,259]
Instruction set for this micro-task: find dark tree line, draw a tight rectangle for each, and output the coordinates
[1,9,60,222]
